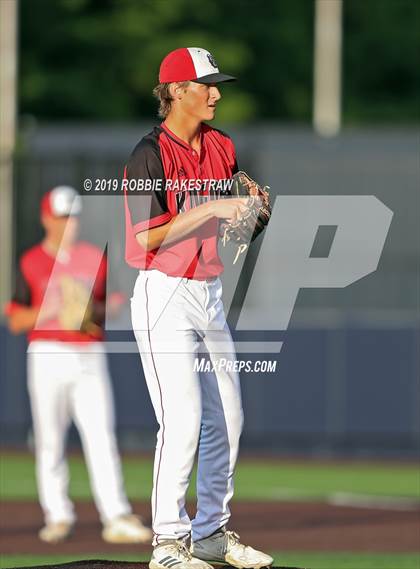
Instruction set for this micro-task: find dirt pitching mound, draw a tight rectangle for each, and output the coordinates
[4,559,304,569]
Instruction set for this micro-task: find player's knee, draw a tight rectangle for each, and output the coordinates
[213,406,244,432]
[166,408,202,439]
[36,433,65,454]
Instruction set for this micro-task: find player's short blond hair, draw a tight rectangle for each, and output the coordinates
[153,82,190,118]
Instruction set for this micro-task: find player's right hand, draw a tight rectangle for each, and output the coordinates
[210,198,249,223]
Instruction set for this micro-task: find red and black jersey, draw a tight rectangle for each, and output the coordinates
[124,122,238,279]
[5,242,123,343]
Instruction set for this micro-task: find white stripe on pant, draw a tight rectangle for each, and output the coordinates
[131,269,244,544]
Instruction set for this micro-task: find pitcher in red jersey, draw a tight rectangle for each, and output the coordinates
[125,48,273,569]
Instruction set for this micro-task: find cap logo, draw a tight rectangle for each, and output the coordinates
[207,53,218,69]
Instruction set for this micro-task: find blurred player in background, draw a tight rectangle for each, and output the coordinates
[4,186,152,545]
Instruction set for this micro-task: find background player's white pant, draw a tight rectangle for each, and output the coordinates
[131,269,244,544]
[27,341,131,525]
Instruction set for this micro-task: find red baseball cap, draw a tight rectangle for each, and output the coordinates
[159,47,236,84]
[41,186,82,218]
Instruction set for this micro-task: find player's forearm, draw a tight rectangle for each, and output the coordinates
[136,201,215,251]
[7,307,39,334]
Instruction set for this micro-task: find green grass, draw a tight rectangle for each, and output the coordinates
[1,552,419,569]
[1,453,419,502]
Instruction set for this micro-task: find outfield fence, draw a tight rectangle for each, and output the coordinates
[1,125,418,455]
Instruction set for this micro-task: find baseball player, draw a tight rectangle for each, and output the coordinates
[125,48,273,569]
[5,186,152,545]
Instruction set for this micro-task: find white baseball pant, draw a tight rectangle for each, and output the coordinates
[131,269,244,544]
[27,341,131,525]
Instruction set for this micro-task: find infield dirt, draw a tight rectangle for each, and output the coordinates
[1,499,419,557]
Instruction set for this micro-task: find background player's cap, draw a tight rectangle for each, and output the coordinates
[41,186,82,218]
[159,47,236,84]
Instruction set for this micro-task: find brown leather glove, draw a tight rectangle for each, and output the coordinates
[220,171,271,264]
[58,275,100,335]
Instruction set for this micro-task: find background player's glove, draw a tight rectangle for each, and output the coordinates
[58,275,100,335]
[220,171,271,264]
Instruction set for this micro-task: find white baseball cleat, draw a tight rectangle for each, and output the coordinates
[150,539,214,569]
[38,521,73,544]
[191,527,273,569]
[102,514,153,544]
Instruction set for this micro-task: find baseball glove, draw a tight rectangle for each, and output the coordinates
[220,171,271,264]
[58,275,100,335]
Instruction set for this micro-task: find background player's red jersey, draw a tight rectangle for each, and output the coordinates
[6,242,121,343]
